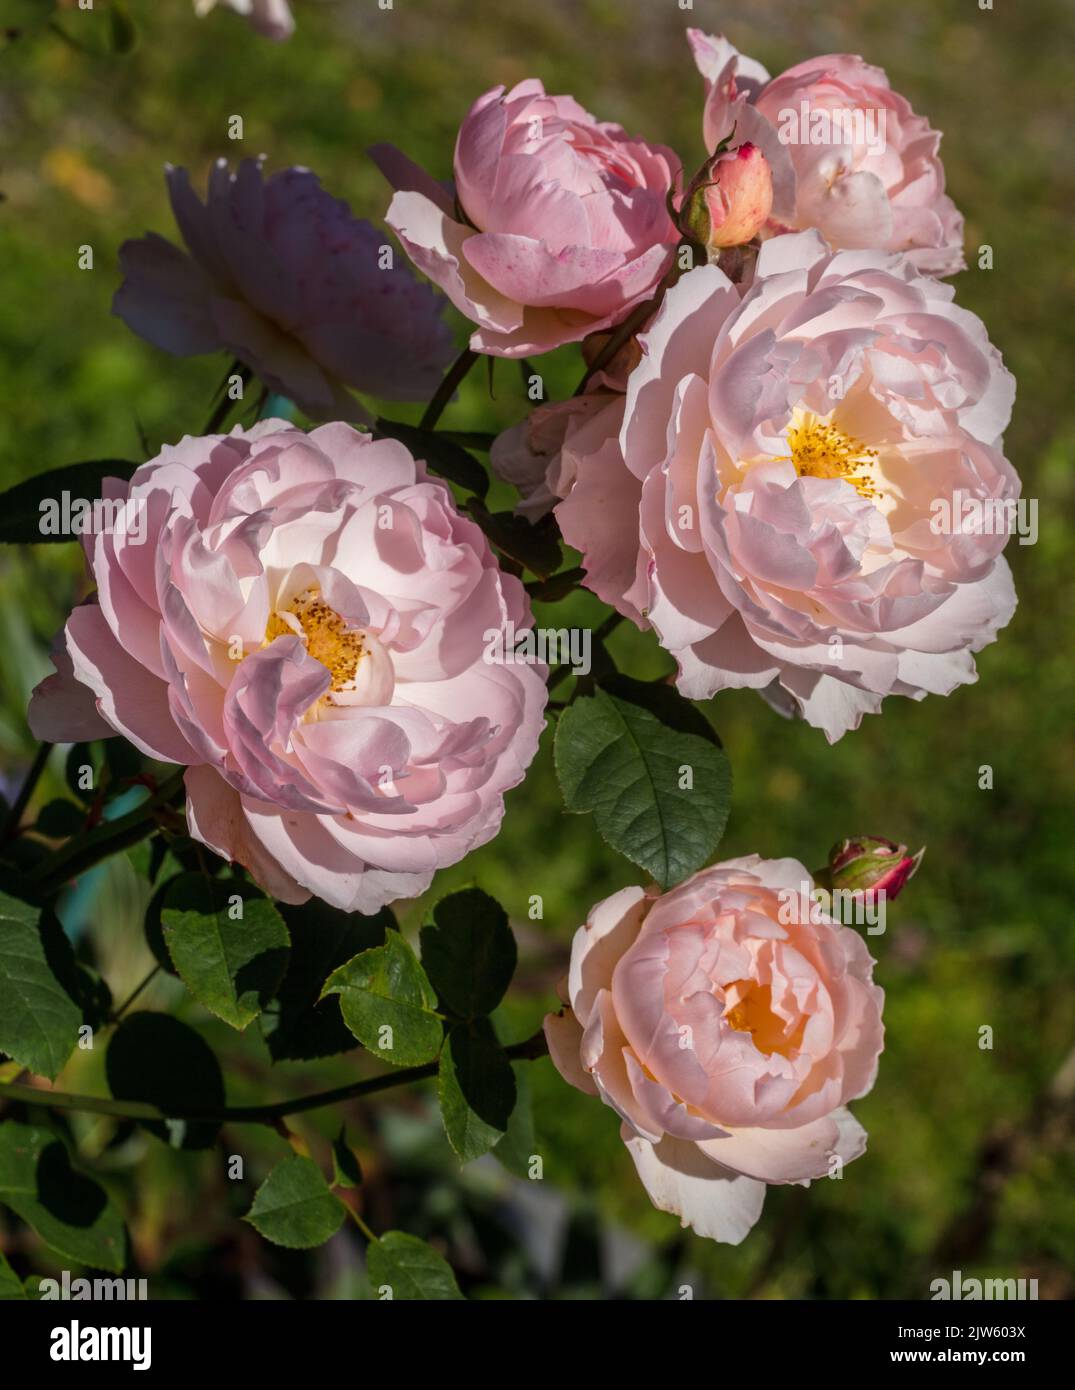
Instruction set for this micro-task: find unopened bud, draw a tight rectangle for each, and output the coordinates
[681,141,773,252]
[824,836,925,901]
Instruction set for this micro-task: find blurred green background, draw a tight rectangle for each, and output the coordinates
[0,0,1073,1299]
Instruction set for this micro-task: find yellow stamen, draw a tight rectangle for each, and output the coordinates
[264,586,364,692]
[724,981,805,1058]
[780,412,881,501]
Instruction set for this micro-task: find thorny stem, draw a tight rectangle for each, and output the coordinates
[0,1030,550,1127]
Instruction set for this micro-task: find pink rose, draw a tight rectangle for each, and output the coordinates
[554,232,1018,741]
[544,856,884,1243]
[688,30,965,274]
[113,160,455,421]
[372,80,681,357]
[193,0,295,42]
[29,421,547,913]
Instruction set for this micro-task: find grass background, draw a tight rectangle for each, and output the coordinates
[0,0,1072,1298]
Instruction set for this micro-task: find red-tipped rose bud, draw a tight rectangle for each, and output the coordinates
[825,836,924,901]
[681,141,773,252]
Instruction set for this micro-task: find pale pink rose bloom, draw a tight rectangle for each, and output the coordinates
[688,30,965,275]
[372,80,681,357]
[29,421,547,913]
[544,856,884,1243]
[193,0,295,42]
[113,160,455,421]
[552,231,1018,741]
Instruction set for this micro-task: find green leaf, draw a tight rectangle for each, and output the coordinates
[419,888,516,1020]
[0,892,82,1080]
[0,460,137,545]
[322,930,442,1067]
[0,1251,27,1300]
[244,1156,345,1249]
[601,673,725,746]
[0,1123,126,1272]
[331,1130,363,1189]
[366,1231,463,1301]
[375,419,488,497]
[465,497,562,577]
[438,1020,516,1163]
[554,677,732,888]
[160,875,290,1030]
[265,903,391,1061]
[105,1013,225,1150]
[493,1062,538,1179]
[34,799,87,839]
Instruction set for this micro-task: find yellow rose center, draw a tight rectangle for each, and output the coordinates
[264,586,365,692]
[724,981,806,1058]
[782,411,881,501]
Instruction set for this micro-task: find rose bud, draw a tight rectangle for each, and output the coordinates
[823,836,925,901]
[680,141,773,251]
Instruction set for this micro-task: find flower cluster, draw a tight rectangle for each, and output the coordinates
[32,27,1013,1246]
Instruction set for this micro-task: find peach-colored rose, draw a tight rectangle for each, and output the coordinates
[545,856,884,1243]
[688,30,965,274]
